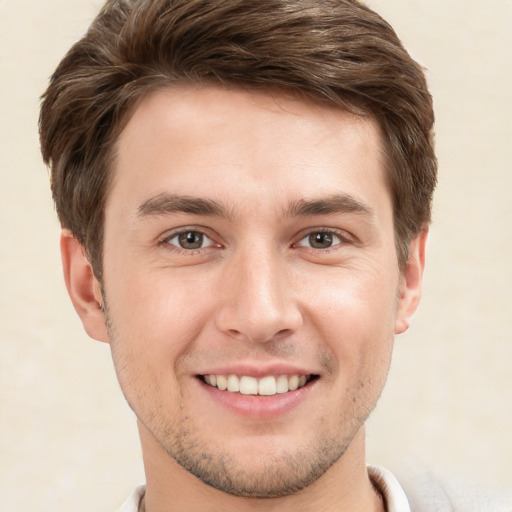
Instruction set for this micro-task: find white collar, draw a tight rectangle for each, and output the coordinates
[119,484,145,512]
[368,465,411,512]
[120,466,410,512]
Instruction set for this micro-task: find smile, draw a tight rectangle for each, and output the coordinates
[201,374,316,396]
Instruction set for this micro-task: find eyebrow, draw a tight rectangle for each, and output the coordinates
[136,192,373,221]
[285,194,373,218]
[137,193,233,219]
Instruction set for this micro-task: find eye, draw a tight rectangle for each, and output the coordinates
[165,230,215,250]
[296,231,343,249]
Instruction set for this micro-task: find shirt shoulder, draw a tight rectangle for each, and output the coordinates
[397,468,511,512]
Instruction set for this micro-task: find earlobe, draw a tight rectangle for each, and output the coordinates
[60,229,109,343]
[395,228,428,335]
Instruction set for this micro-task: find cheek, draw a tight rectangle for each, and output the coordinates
[103,274,212,421]
[303,262,398,370]
[103,268,216,377]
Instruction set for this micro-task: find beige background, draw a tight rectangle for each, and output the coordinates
[1,0,511,510]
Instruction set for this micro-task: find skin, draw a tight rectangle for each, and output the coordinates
[62,86,426,512]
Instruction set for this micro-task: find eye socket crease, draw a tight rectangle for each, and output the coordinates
[158,226,357,259]
[138,193,374,256]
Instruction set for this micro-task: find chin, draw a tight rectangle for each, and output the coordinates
[159,422,355,498]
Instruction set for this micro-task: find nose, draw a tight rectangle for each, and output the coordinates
[215,246,303,344]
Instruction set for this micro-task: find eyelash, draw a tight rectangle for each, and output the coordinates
[160,228,219,253]
[159,227,352,254]
[293,228,352,251]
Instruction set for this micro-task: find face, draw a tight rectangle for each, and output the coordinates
[75,86,423,497]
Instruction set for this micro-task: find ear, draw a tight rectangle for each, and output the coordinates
[395,228,428,335]
[60,229,109,343]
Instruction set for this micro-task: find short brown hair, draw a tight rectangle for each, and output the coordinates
[40,0,436,280]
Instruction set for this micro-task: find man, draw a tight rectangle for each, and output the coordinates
[38,1,508,511]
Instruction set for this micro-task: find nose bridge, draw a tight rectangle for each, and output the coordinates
[216,241,301,342]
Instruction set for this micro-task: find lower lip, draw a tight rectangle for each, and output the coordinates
[197,378,317,419]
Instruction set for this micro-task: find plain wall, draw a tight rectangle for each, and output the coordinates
[1,0,511,510]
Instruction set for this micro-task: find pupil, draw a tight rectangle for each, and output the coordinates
[310,232,333,248]
[179,231,203,249]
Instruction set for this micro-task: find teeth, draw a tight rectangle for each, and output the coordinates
[240,376,258,395]
[276,375,289,394]
[202,374,311,395]
[216,375,228,391]
[288,375,299,391]
[227,374,240,392]
[258,376,276,396]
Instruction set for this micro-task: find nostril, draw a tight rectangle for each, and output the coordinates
[214,285,303,343]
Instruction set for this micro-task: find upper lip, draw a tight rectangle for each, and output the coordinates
[197,363,318,378]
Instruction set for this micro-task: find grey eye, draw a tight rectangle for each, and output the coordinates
[309,232,334,248]
[167,231,210,250]
[297,231,342,249]
[178,231,204,249]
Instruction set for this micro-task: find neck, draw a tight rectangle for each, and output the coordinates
[139,423,385,512]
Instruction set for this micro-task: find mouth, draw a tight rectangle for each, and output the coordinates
[199,373,319,396]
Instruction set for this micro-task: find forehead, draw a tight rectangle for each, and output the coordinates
[109,85,389,219]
